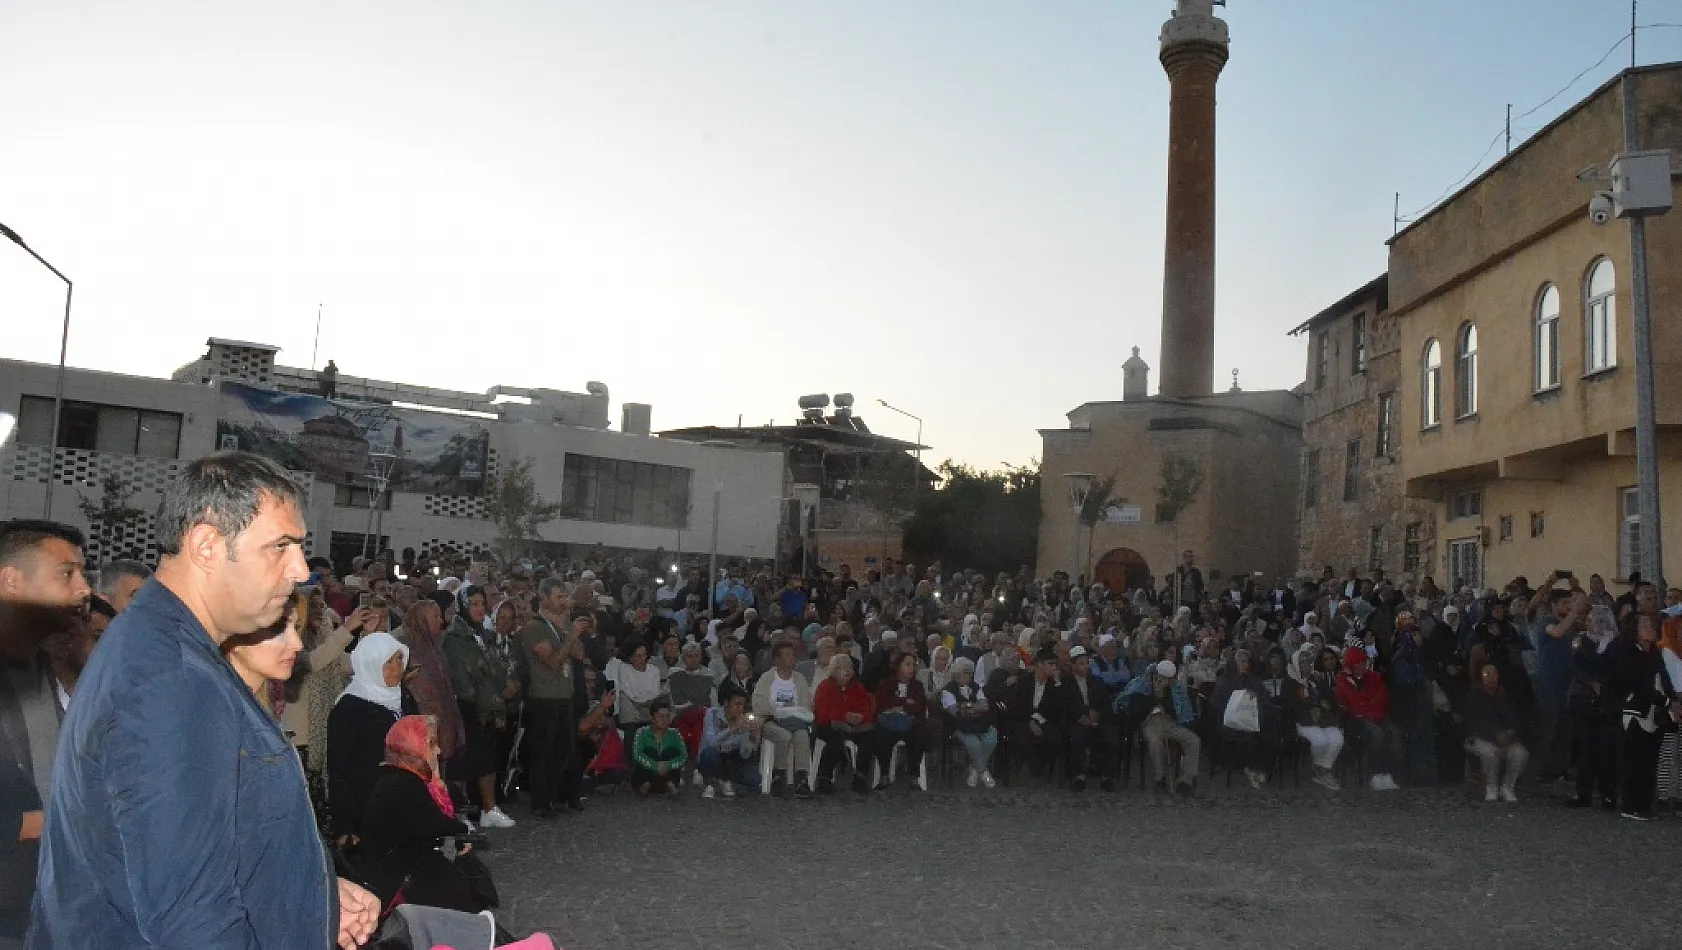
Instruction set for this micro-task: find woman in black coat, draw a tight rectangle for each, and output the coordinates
[327,632,410,844]
[357,716,483,913]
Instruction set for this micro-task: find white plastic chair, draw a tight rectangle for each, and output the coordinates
[757,734,800,794]
[809,736,860,787]
[870,739,928,791]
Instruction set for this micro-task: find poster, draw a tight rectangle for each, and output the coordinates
[216,381,490,495]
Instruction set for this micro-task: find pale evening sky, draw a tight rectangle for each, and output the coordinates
[2,1,1676,469]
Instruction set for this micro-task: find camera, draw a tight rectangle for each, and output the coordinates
[1588,192,1613,226]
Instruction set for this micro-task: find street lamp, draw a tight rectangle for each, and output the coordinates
[877,398,924,494]
[362,451,397,560]
[1065,472,1097,582]
[1,222,74,518]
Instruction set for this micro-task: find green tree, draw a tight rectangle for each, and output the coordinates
[1076,473,1121,582]
[482,457,564,564]
[1156,454,1206,560]
[902,459,1042,576]
[76,473,147,559]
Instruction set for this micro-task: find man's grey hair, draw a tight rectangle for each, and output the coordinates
[537,576,571,600]
[97,559,152,595]
[156,453,306,556]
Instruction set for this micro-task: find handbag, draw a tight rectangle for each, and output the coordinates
[877,709,914,733]
[1222,689,1261,733]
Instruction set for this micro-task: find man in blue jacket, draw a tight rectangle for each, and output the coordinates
[28,453,379,949]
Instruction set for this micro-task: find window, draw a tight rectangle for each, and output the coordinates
[1535,284,1560,391]
[561,454,692,528]
[1448,538,1482,591]
[1498,514,1513,543]
[334,483,391,509]
[1449,490,1482,521]
[1403,522,1423,573]
[1530,511,1545,538]
[16,395,182,459]
[1455,322,1478,418]
[1342,438,1361,502]
[1586,259,1617,373]
[1314,331,1330,390]
[1351,313,1367,375]
[1620,486,1640,580]
[1375,392,1395,457]
[1304,449,1321,508]
[1367,526,1383,572]
[1422,339,1442,428]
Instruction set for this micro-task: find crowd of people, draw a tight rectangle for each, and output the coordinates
[4,453,1680,948]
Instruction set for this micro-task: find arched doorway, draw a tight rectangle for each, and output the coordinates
[1094,547,1151,593]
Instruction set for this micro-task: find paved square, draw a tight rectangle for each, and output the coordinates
[487,782,1677,949]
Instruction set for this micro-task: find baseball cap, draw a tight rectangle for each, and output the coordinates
[1069,645,1089,660]
[1155,660,1178,678]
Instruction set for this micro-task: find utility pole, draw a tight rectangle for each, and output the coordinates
[1620,70,1666,585]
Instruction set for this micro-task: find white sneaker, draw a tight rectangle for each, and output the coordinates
[702,784,716,799]
[1500,786,1518,803]
[1312,770,1341,792]
[692,771,705,787]
[720,780,735,798]
[967,767,978,788]
[1369,775,1386,791]
[1382,774,1401,791]
[980,770,996,789]
[1484,786,1499,803]
[479,807,515,829]
[1246,769,1264,789]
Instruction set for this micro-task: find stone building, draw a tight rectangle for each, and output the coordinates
[1390,63,1682,589]
[1290,275,1439,580]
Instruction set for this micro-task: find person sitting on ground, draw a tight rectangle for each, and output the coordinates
[613,639,665,750]
[941,657,997,788]
[356,715,486,914]
[328,631,412,846]
[812,654,877,794]
[1011,649,1073,780]
[873,650,930,790]
[1140,660,1200,796]
[1465,664,1528,803]
[630,698,687,797]
[752,639,815,797]
[698,691,762,798]
[1336,646,1402,791]
[1212,650,1278,789]
[1065,646,1120,791]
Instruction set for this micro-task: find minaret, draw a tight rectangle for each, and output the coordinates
[1157,0,1229,399]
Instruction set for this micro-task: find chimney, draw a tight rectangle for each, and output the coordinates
[1123,347,1151,401]
[621,403,652,436]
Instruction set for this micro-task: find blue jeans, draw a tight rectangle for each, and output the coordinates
[697,747,762,790]
[957,728,998,772]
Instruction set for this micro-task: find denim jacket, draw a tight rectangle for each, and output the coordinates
[29,580,335,949]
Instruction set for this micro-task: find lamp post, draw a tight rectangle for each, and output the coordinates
[1065,472,1097,583]
[362,451,397,560]
[0,222,74,518]
[876,399,924,495]
[708,482,723,606]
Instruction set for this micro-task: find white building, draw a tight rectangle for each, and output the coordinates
[0,340,784,570]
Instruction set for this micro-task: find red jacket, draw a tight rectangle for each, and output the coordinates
[814,678,876,727]
[1336,670,1390,722]
[874,676,928,726]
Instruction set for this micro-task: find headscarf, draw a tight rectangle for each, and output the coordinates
[338,631,409,714]
[385,716,454,818]
[400,602,465,762]
[928,645,955,693]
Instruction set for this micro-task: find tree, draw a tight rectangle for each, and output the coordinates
[901,459,1042,576]
[1076,473,1121,583]
[481,457,564,564]
[1156,454,1206,564]
[76,473,147,560]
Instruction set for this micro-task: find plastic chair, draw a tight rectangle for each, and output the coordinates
[870,739,928,791]
[757,734,800,794]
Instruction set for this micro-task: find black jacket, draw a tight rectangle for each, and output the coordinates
[355,767,477,913]
[1010,675,1075,728]
[0,659,49,941]
[327,694,402,838]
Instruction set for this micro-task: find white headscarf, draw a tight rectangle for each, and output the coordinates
[339,631,408,714]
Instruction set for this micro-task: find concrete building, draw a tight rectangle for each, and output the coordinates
[1390,64,1682,589]
[1290,276,1439,579]
[1,339,784,570]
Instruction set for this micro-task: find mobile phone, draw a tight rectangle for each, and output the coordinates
[358,592,373,609]
[1556,569,1573,580]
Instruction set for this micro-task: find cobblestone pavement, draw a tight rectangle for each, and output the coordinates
[484,777,1678,950]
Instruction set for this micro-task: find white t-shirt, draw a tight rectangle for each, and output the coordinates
[771,672,798,708]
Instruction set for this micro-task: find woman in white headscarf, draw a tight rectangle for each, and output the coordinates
[327,631,411,844]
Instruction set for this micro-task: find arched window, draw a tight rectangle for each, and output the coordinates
[1535,284,1560,391]
[1422,339,1442,428]
[1585,258,1616,372]
[1455,322,1478,418]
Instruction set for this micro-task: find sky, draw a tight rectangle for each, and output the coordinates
[2,1,1677,471]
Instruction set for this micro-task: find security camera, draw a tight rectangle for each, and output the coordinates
[1589,192,1613,226]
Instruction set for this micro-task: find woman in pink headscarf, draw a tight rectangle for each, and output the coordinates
[355,716,486,914]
